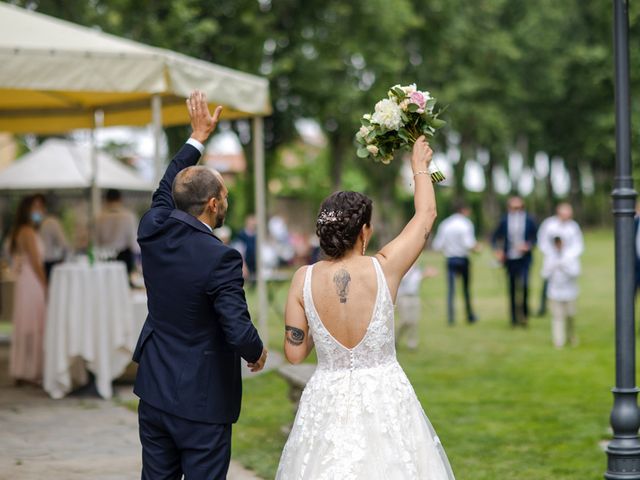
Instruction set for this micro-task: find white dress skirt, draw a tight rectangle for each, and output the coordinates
[276,258,455,479]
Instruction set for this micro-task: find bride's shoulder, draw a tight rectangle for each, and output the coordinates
[286,266,311,303]
[372,252,388,269]
[290,265,310,286]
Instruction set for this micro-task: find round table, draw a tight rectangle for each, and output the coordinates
[43,261,140,399]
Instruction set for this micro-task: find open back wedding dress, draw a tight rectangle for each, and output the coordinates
[276,257,455,479]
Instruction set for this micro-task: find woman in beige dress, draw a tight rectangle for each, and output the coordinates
[9,195,47,384]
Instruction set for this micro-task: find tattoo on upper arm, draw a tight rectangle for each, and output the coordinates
[333,268,351,303]
[424,228,431,241]
[285,326,305,346]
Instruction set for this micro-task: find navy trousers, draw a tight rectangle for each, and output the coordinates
[537,279,549,316]
[505,257,531,326]
[139,400,232,480]
[446,257,476,325]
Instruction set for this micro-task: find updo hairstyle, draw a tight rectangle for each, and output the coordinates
[315,191,373,259]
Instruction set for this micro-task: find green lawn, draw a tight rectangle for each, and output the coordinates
[236,229,621,479]
[0,321,11,336]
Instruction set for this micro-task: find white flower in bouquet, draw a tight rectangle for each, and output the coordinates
[358,126,369,137]
[381,154,393,165]
[371,99,403,131]
[389,83,417,98]
[401,83,417,95]
[356,83,447,183]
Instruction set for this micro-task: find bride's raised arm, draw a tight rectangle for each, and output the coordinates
[375,136,437,296]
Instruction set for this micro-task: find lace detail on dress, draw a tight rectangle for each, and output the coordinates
[277,257,455,480]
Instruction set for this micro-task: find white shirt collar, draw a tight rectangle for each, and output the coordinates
[199,220,213,232]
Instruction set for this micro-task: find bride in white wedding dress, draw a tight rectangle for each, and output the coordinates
[276,137,455,479]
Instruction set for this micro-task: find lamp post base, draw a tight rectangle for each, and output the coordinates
[606,388,640,479]
[606,450,640,479]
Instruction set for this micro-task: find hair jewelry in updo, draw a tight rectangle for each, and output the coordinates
[316,191,373,259]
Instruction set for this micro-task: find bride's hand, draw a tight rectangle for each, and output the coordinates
[411,136,433,173]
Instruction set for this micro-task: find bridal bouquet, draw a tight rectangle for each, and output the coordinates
[356,84,446,183]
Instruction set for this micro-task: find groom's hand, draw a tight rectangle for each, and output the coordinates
[187,90,223,144]
[247,348,268,373]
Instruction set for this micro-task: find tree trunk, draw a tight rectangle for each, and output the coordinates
[566,158,583,222]
[166,125,191,160]
[482,151,500,238]
[328,133,350,190]
[241,142,257,217]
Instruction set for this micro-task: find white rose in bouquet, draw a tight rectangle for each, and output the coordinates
[371,99,403,131]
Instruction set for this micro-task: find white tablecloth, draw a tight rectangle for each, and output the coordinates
[43,262,145,399]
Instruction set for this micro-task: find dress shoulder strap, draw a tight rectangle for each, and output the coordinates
[302,264,315,317]
[371,256,384,286]
[371,256,392,304]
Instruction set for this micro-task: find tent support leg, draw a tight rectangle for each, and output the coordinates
[151,94,163,185]
[89,109,104,245]
[252,116,269,346]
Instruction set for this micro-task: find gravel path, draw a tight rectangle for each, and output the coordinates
[0,343,272,480]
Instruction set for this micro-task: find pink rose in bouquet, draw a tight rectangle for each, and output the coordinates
[409,91,427,113]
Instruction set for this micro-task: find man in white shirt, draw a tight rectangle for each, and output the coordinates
[432,202,478,325]
[536,203,583,316]
[96,189,140,274]
[542,236,581,347]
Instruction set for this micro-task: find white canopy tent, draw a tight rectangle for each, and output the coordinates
[0,3,271,133]
[0,138,152,191]
[0,3,272,341]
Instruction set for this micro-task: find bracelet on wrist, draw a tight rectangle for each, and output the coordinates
[413,170,429,178]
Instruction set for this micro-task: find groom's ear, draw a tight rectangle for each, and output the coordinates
[207,196,218,212]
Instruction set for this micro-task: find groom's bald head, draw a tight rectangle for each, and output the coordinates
[172,166,224,217]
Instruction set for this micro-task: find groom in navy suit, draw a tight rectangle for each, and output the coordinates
[491,196,538,327]
[133,91,267,480]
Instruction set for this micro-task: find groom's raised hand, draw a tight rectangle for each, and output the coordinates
[247,348,268,373]
[187,90,223,144]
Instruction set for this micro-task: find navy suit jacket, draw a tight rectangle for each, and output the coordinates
[491,213,538,265]
[133,143,263,424]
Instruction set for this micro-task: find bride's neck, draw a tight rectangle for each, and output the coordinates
[332,249,364,263]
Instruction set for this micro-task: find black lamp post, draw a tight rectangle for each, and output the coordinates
[605,1,640,478]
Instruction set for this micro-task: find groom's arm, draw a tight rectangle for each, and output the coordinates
[150,141,204,211]
[207,248,264,363]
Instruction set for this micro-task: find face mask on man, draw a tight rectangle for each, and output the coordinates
[31,212,43,225]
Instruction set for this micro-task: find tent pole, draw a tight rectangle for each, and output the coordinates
[151,94,163,184]
[252,116,269,345]
[89,110,104,247]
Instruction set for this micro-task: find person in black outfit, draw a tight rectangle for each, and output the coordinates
[491,196,538,327]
